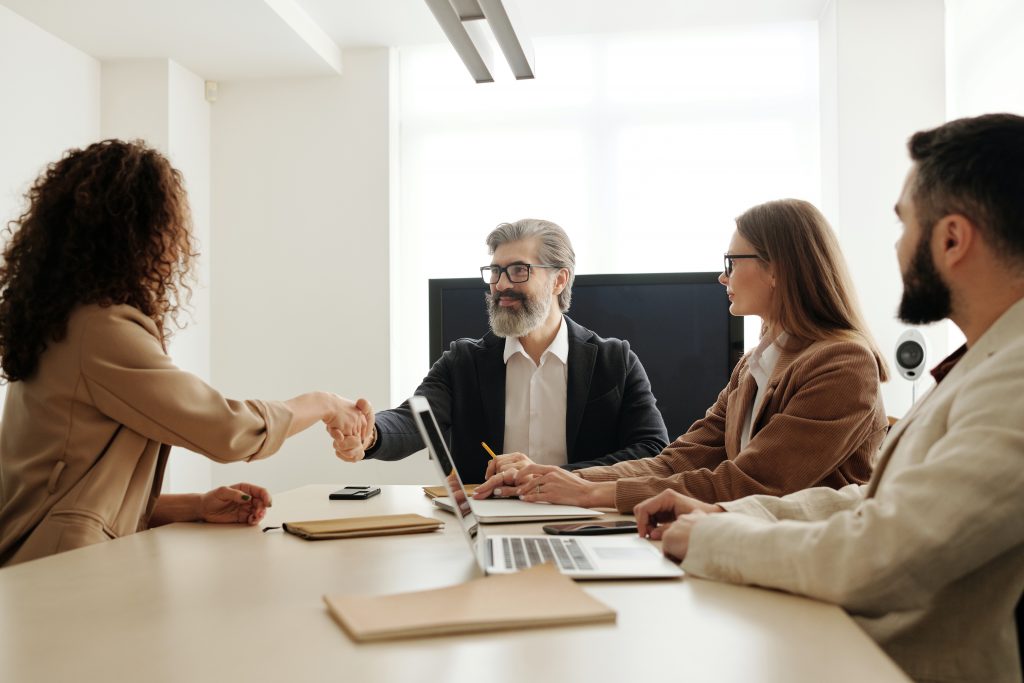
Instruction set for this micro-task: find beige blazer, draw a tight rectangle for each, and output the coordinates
[0,305,293,567]
[579,336,887,512]
[682,298,1024,683]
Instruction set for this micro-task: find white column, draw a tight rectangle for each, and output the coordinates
[819,0,947,419]
[102,59,213,493]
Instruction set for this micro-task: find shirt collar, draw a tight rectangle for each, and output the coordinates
[930,344,967,384]
[749,331,786,378]
[503,315,569,366]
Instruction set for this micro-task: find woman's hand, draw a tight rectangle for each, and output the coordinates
[323,396,373,441]
[633,490,723,540]
[284,393,372,461]
[515,465,616,508]
[200,483,273,526]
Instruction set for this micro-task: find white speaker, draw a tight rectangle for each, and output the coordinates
[894,329,928,382]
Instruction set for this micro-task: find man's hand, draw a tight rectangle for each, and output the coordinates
[199,483,273,526]
[661,511,711,563]
[633,490,724,540]
[474,467,534,499]
[484,452,534,480]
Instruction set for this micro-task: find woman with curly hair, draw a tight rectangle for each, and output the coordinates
[0,139,371,567]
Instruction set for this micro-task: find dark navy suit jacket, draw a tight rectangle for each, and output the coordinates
[367,316,669,483]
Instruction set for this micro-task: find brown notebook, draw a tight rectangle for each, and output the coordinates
[323,563,616,641]
[282,514,442,540]
[422,484,479,499]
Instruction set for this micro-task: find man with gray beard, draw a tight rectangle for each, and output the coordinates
[339,219,668,484]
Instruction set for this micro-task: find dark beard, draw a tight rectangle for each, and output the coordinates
[898,234,952,324]
[486,289,550,338]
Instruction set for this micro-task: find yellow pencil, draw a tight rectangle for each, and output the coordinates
[480,441,497,459]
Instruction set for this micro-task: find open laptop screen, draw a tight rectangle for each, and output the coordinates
[409,395,480,546]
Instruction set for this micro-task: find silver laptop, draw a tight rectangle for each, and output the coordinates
[409,395,683,580]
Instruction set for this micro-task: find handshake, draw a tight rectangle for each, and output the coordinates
[322,395,377,462]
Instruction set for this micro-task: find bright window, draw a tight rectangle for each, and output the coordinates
[394,23,820,400]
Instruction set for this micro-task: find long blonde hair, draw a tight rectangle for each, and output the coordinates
[736,199,889,381]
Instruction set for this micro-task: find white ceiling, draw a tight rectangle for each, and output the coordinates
[1,0,829,81]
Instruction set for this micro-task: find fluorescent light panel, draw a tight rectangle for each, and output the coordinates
[479,0,534,80]
[425,0,534,83]
[425,0,495,83]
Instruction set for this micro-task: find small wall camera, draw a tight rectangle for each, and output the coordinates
[894,329,928,381]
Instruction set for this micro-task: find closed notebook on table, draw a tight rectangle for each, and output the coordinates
[323,563,616,642]
[422,484,478,499]
[282,514,442,540]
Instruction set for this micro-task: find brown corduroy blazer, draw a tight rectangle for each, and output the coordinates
[0,304,293,567]
[579,335,887,512]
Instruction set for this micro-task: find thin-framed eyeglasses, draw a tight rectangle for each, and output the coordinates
[723,253,762,277]
[480,263,563,285]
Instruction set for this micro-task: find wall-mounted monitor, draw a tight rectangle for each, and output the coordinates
[428,272,744,439]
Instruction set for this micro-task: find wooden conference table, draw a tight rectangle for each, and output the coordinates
[0,485,910,683]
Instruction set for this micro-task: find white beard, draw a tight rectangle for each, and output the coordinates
[487,287,554,338]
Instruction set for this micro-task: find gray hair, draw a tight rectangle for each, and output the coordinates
[485,219,576,312]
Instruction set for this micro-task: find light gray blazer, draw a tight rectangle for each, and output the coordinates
[682,298,1024,683]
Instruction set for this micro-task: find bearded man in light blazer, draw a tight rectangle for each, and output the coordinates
[633,113,1024,683]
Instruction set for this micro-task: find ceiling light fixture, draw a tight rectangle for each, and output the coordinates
[424,0,535,83]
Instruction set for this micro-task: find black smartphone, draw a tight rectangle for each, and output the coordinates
[542,520,638,535]
[329,486,381,500]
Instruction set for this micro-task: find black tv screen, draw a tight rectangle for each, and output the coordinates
[428,272,744,439]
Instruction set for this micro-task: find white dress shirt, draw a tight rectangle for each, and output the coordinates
[740,333,785,449]
[502,316,569,466]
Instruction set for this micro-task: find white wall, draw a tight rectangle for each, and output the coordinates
[100,59,213,494]
[0,5,100,408]
[166,61,214,493]
[209,48,433,493]
[819,0,947,419]
[946,0,1024,119]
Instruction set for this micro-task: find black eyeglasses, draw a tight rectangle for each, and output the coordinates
[480,263,562,284]
[723,253,762,277]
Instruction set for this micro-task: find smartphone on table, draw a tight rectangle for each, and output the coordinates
[542,520,638,535]
[329,486,381,500]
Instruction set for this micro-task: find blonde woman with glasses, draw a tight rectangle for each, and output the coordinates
[476,199,888,513]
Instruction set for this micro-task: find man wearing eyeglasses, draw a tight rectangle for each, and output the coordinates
[337,218,669,484]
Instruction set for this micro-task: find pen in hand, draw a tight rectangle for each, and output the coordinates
[481,441,497,459]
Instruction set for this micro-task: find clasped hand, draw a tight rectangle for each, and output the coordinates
[325,396,375,462]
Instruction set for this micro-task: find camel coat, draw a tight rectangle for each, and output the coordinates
[579,336,887,512]
[0,304,293,567]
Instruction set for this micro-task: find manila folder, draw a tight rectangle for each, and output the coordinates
[323,563,615,642]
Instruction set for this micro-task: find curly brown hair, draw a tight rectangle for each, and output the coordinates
[0,139,197,382]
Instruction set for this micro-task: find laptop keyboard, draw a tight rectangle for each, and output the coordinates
[500,536,593,571]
